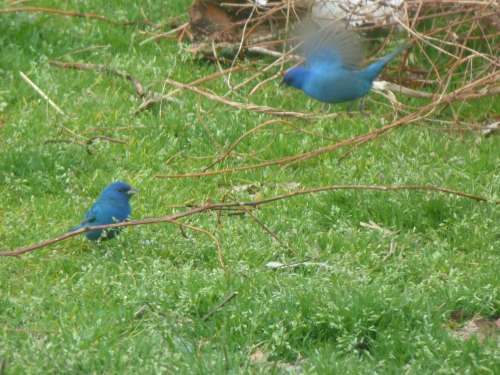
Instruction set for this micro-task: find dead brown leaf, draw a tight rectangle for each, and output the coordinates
[250,349,268,364]
[189,0,236,42]
[450,316,500,343]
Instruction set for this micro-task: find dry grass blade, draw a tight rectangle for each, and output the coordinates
[134,65,245,113]
[19,71,67,116]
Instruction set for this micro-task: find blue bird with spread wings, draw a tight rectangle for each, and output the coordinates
[282,23,408,105]
[71,181,137,240]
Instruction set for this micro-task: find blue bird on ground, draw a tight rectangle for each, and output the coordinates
[71,181,138,240]
[282,23,408,105]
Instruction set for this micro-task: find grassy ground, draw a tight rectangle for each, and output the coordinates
[1,1,499,374]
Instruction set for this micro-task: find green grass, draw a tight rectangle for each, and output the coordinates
[1,1,499,374]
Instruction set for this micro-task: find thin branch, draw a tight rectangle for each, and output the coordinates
[44,135,128,154]
[0,205,212,257]
[233,184,498,207]
[372,81,434,99]
[157,114,420,179]
[0,184,497,258]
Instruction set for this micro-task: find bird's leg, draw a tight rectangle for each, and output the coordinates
[346,101,356,114]
[321,103,332,112]
[358,97,367,115]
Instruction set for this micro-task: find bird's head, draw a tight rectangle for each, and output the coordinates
[281,66,309,90]
[101,181,138,201]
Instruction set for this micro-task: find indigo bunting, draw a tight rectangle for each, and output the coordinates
[71,181,137,240]
[282,23,408,105]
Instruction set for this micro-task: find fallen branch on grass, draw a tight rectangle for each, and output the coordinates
[50,60,247,115]
[1,184,497,258]
[45,136,127,146]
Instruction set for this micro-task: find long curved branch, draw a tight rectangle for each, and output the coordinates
[0,184,497,257]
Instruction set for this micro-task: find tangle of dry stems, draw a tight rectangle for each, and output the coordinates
[179,0,498,94]
[157,69,498,179]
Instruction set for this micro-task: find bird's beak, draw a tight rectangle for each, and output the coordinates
[127,188,139,195]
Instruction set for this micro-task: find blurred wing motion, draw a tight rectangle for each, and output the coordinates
[294,20,364,69]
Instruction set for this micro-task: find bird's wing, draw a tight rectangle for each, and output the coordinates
[296,20,364,69]
[85,200,130,224]
[68,203,100,232]
[80,202,102,226]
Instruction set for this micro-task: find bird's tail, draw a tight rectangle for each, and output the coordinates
[361,43,409,82]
